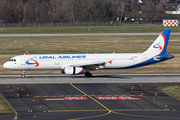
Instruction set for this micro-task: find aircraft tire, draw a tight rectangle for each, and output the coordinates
[85,72,92,77]
[21,75,25,78]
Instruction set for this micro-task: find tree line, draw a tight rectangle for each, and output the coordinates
[0,0,119,23]
[0,0,179,23]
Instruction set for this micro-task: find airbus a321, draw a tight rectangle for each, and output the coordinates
[3,30,174,77]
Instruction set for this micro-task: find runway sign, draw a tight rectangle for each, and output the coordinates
[44,97,88,101]
[163,19,178,26]
[95,96,141,100]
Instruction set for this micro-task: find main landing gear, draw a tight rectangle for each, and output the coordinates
[84,69,92,77]
[21,70,25,78]
[85,72,92,77]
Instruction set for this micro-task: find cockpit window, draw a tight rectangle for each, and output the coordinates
[9,59,16,62]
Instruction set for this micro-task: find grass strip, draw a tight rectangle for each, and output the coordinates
[157,85,180,100]
[0,94,13,113]
[0,35,180,55]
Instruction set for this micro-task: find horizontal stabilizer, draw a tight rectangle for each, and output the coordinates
[154,54,174,60]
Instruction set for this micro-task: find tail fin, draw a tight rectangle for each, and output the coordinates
[144,30,171,54]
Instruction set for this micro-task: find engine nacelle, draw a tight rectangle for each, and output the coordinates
[61,67,84,75]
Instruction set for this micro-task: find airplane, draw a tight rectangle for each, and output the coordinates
[3,30,174,77]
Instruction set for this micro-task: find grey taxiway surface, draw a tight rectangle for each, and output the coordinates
[0,74,180,120]
[0,32,180,37]
[0,74,180,84]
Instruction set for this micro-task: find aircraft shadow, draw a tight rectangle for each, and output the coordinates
[19,74,132,79]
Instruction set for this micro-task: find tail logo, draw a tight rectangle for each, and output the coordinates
[153,42,162,50]
[26,56,39,67]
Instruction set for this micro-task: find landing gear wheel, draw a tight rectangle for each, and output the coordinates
[21,71,25,78]
[21,74,25,78]
[85,72,92,77]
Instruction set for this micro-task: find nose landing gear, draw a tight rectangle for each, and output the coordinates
[21,71,25,78]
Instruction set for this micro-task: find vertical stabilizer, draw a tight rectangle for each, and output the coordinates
[144,30,171,54]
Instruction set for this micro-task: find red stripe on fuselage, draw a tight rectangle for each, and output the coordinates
[78,68,84,74]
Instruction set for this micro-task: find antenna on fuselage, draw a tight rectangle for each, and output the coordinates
[24,50,29,55]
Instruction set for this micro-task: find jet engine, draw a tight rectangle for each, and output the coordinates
[61,67,84,75]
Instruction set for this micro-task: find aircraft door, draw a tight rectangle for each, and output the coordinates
[142,54,147,62]
[97,56,102,61]
[55,59,59,65]
[21,56,26,65]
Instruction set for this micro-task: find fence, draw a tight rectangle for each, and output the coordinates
[0,21,162,27]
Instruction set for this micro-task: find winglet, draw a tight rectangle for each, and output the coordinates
[144,30,171,55]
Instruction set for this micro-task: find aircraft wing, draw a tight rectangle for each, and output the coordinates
[70,61,111,69]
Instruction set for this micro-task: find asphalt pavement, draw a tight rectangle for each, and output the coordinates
[0,81,180,120]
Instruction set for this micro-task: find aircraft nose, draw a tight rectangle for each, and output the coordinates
[3,62,10,69]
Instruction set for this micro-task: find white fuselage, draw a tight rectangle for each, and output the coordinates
[4,53,145,70]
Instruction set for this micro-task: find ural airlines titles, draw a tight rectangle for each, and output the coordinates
[39,55,86,59]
